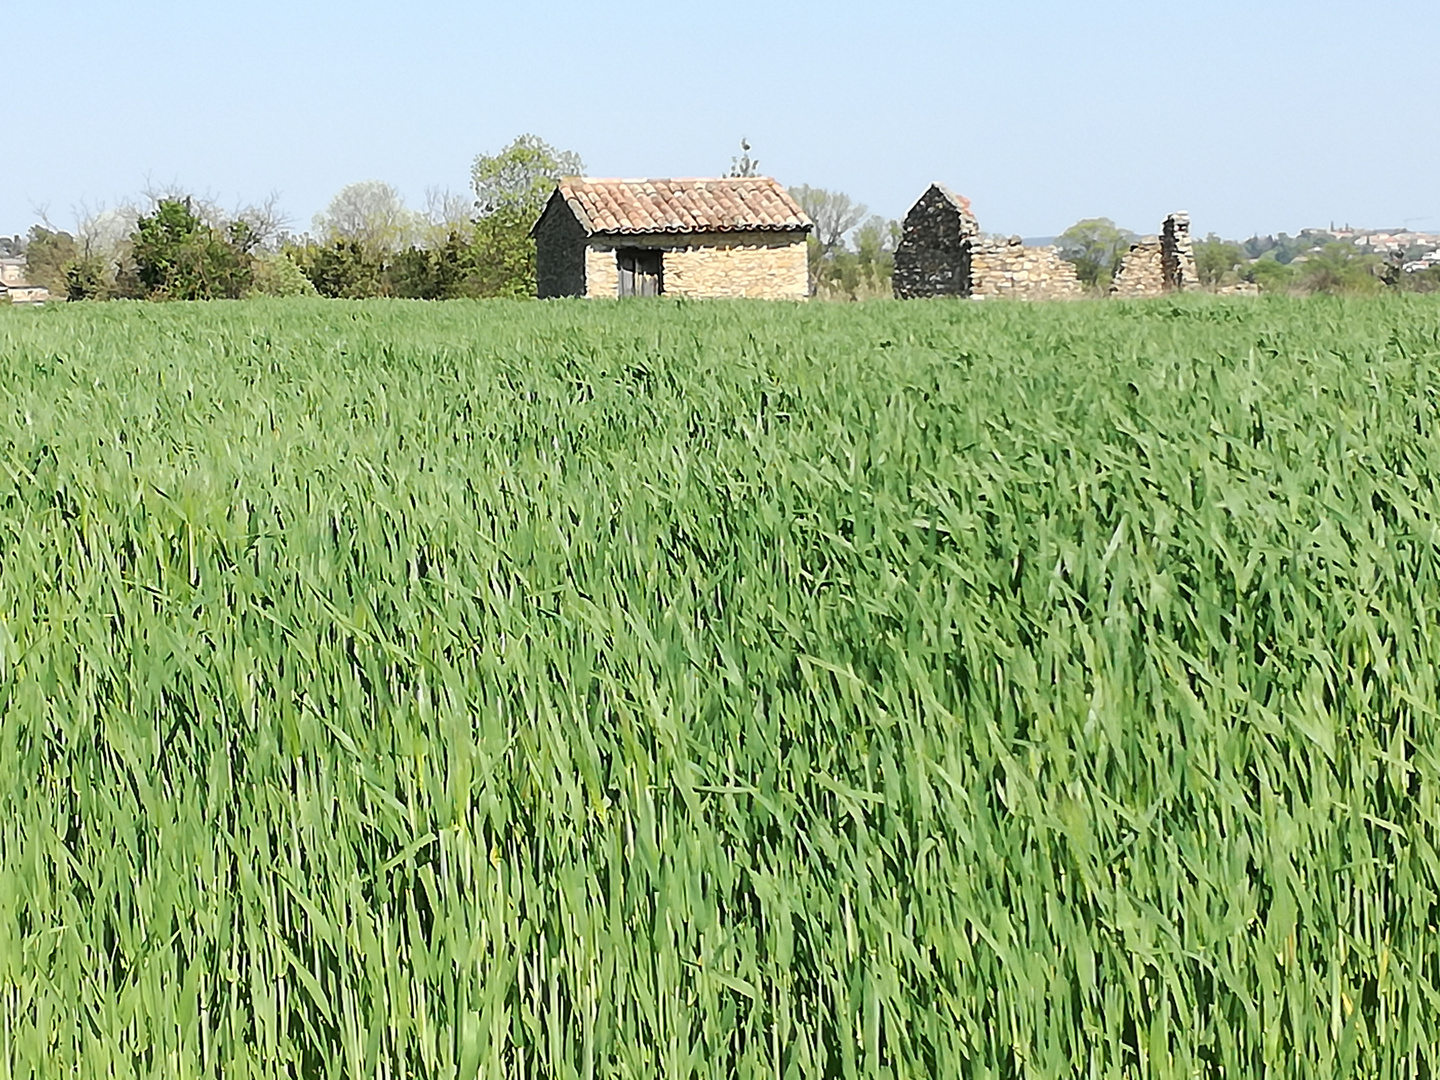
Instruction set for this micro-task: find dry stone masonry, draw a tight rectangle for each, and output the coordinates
[894,184,1082,301]
[1111,212,1200,298]
[969,237,1084,300]
[892,184,979,298]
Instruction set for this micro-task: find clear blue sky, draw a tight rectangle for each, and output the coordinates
[8,0,1437,241]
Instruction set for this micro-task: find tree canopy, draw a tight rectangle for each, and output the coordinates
[471,134,583,219]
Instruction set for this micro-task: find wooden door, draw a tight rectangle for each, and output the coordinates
[617,248,663,297]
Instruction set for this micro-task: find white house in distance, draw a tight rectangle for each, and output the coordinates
[0,257,49,304]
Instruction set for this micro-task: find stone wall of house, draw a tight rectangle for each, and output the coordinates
[534,200,589,298]
[584,246,619,298]
[893,185,979,298]
[581,232,809,300]
[660,234,808,300]
[0,283,49,304]
[1111,213,1200,298]
[969,237,1085,300]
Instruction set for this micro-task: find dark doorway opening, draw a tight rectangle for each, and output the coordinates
[617,248,663,297]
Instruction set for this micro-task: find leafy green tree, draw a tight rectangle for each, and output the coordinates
[130,198,255,300]
[1056,218,1137,288]
[1299,243,1381,296]
[471,134,583,218]
[312,181,419,256]
[22,226,79,296]
[248,252,318,297]
[1245,254,1298,294]
[1193,233,1248,287]
[468,134,584,298]
[291,240,387,299]
[64,253,116,301]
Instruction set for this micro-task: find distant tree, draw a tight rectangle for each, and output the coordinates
[22,226,79,295]
[790,185,868,254]
[130,198,256,300]
[292,239,387,298]
[248,252,318,297]
[727,138,760,178]
[1245,253,1298,294]
[1193,233,1248,287]
[471,134,583,218]
[468,134,584,297]
[1056,218,1137,288]
[1300,243,1381,296]
[313,181,418,255]
[65,253,117,301]
[789,185,869,293]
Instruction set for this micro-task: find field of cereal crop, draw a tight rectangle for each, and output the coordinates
[3,295,1440,1076]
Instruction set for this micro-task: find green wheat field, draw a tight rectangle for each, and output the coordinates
[3,295,1440,1078]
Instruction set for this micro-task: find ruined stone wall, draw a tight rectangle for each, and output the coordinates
[893,184,979,298]
[1111,213,1200,298]
[1110,237,1165,298]
[969,237,1085,300]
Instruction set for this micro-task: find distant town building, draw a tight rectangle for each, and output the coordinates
[531,178,812,300]
[0,257,49,304]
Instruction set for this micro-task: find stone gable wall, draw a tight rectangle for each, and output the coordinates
[534,200,589,299]
[893,186,980,298]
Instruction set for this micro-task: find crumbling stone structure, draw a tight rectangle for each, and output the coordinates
[1111,212,1200,298]
[969,237,1085,300]
[893,184,1083,300]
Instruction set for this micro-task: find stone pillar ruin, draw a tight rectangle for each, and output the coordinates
[1112,212,1200,298]
[1161,212,1200,292]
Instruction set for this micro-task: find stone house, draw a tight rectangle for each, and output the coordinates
[532,177,812,300]
[0,257,49,304]
[893,184,1083,300]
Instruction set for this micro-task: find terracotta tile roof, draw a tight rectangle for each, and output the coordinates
[544,177,812,236]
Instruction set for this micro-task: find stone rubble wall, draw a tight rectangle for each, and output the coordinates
[1112,213,1200,298]
[969,237,1085,300]
[1110,237,1165,298]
